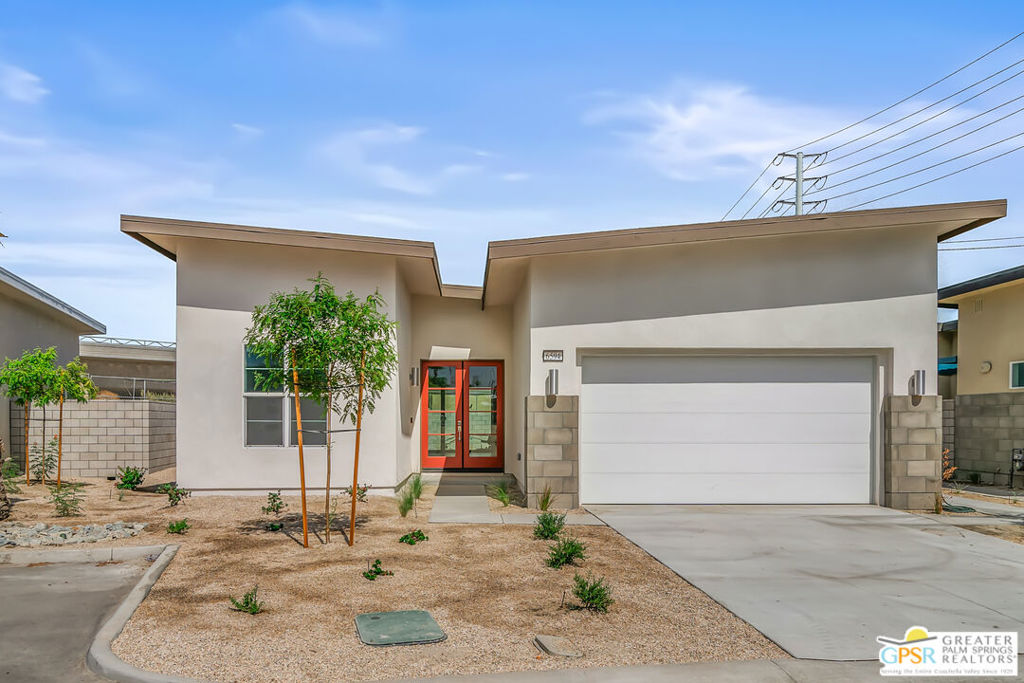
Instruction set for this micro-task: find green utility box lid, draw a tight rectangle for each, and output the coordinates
[355,610,447,647]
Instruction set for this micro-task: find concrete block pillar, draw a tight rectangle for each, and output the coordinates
[525,395,579,509]
[884,395,942,511]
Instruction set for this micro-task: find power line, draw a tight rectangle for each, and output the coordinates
[788,31,1024,153]
[839,139,1024,210]
[816,92,1024,176]
[805,103,1024,195]
[721,155,782,220]
[944,235,1024,243]
[816,130,1024,204]
[739,177,785,220]
[939,244,1024,251]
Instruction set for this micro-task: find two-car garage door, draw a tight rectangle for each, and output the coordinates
[579,355,874,504]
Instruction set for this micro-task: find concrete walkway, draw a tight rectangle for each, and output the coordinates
[945,493,1024,518]
[0,557,146,681]
[589,504,1024,661]
[428,474,601,525]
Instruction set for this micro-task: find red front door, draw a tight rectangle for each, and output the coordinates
[421,360,504,470]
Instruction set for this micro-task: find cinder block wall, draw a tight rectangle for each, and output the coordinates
[942,398,955,458]
[884,395,942,511]
[9,399,176,479]
[953,392,1024,484]
[524,395,579,509]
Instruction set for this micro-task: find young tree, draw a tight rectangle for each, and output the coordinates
[332,291,397,547]
[245,286,319,548]
[0,347,58,485]
[53,359,98,487]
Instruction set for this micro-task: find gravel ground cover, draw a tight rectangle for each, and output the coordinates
[4,476,785,681]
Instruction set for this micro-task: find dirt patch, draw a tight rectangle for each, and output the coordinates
[963,524,1024,545]
[5,477,785,681]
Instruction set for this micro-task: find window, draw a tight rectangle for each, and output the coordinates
[1012,361,1024,389]
[243,347,327,447]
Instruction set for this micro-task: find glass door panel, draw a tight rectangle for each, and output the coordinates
[421,362,463,469]
[421,361,503,470]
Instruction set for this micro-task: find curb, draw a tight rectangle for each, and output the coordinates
[86,544,206,683]
[0,544,167,565]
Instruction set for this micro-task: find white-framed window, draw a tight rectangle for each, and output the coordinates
[243,347,327,446]
[1011,360,1024,390]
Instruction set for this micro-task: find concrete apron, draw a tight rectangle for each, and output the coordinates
[427,474,602,525]
[588,504,1024,661]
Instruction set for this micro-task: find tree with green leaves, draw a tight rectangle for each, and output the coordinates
[53,359,98,487]
[0,347,58,485]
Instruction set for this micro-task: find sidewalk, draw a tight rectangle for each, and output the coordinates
[427,475,601,525]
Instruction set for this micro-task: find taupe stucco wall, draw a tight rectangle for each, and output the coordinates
[954,280,1024,396]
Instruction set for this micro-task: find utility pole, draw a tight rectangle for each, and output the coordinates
[773,152,827,215]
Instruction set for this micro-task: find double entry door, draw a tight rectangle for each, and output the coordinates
[421,361,504,470]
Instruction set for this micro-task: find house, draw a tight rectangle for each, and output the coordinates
[0,265,105,457]
[79,335,176,399]
[122,199,1005,511]
[938,263,1024,484]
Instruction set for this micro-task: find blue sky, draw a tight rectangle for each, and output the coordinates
[0,1,1022,339]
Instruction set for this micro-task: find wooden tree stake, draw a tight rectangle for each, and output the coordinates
[324,391,332,543]
[57,393,64,488]
[348,351,365,547]
[24,401,29,486]
[292,350,309,548]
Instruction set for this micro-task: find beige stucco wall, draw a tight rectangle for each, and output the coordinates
[953,280,1024,395]
[508,272,532,484]
[0,295,84,463]
[525,226,938,400]
[175,238,402,492]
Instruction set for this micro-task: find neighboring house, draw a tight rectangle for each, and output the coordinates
[0,265,105,456]
[79,336,176,398]
[937,320,957,399]
[122,199,1005,511]
[938,264,1024,484]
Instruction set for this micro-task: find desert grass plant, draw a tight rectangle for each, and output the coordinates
[115,465,146,491]
[229,586,264,614]
[166,519,191,535]
[157,483,191,507]
[546,535,587,568]
[537,484,553,512]
[343,483,371,503]
[48,483,83,517]
[487,479,512,507]
[363,558,393,581]
[262,490,287,515]
[533,511,567,540]
[29,439,58,484]
[398,529,428,545]
[1,457,21,494]
[397,484,416,517]
[409,473,424,500]
[570,573,614,613]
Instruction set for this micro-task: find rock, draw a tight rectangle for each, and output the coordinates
[0,478,10,522]
[534,635,583,658]
[33,523,46,532]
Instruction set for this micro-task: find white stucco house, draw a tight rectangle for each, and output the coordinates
[122,199,1006,511]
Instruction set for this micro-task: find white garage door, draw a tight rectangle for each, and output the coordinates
[580,356,874,504]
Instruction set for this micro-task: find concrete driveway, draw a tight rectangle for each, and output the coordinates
[587,505,1024,660]
[0,558,145,681]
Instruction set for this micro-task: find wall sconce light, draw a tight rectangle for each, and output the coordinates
[909,369,926,397]
[545,368,559,398]
[409,368,418,386]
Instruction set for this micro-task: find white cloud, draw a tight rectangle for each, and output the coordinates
[501,172,530,182]
[275,3,382,46]
[584,82,847,181]
[0,64,49,103]
[317,123,483,195]
[231,123,264,140]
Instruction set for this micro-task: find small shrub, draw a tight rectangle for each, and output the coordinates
[363,559,393,581]
[397,485,415,517]
[30,439,58,483]
[537,484,553,512]
[969,472,981,485]
[546,535,587,568]
[399,529,428,545]
[262,490,286,515]
[157,483,191,507]
[942,449,957,483]
[570,573,614,613]
[166,518,190,535]
[48,483,83,517]
[265,522,283,531]
[533,512,566,540]
[409,473,424,500]
[343,483,370,502]
[1,457,21,494]
[487,479,512,507]
[115,465,146,491]
[229,586,264,614]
